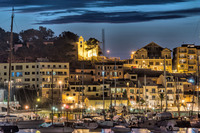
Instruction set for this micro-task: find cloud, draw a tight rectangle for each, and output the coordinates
[0,0,193,13]
[36,8,200,24]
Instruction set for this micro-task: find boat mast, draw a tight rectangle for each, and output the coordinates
[197,53,199,115]
[81,62,84,119]
[7,7,14,116]
[114,58,117,106]
[164,57,168,112]
[102,29,105,115]
[144,74,147,113]
[51,69,54,125]
[176,77,180,117]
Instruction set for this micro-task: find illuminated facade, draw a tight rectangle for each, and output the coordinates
[0,62,69,102]
[130,42,172,72]
[173,44,200,73]
[77,36,99,61]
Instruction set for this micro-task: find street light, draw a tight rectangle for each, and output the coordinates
[107,50,110,59]
[25,105,29,110]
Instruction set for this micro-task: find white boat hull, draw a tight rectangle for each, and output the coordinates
[17,120,44,129]
[39,127,74,133]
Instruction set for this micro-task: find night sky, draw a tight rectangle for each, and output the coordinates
[0,0,200,59]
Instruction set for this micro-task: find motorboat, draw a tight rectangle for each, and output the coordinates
[0,114,44,129]
[73,118,98,130]
[39,126,74,133]
[111,125,130,132]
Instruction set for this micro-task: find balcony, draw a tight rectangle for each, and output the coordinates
[179,56,186,58]
[179,50,187,53]
[167,91,174,94]
[188,51,196,54]
[188,62,196,65]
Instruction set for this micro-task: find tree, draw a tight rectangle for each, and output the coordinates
[86,38,100,62]
[159,93,165,112]
[19,26,54,43]
[51,31,78,62]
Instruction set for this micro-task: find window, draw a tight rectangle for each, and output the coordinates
[96,93,99,96]
[53,65,56,68]
[26,65,29,68]
[130,89,134,94]
[32,72,35,75]
[4,72,7,76]
[156,62,159,65]
[98,66,100,69]
[59,65,61,68]
[152,88,155,93]
[146,96,148,99]
[48,65,50,68]
[131,76,136,79]
[25,78,30,81]
[152,96,155,100]
[67,94,69,96]
[4,66,7,69]
[16,65,23,70]
[16,72,23,77]
[135,61,138,64]
[64,65,67,68]
[25,72,30,75]
[93,87,97,91]
[73,93,76,96]
[11,72,14,77]
[11,66,14,70]
[42,65,45,67]
[32,78,35,81]
[37,65,39,68]
[32,65,35,68]
[119,72,121,75]
[98,72,100,75]
[88,87,91,91]
[149,62,153,65]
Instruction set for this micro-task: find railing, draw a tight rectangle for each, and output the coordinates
[188,51,195,54]
[179,56,186,58]
[179,50,187,53]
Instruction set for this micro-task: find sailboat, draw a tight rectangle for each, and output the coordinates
[0,7,44,129]
[190,53,200,127]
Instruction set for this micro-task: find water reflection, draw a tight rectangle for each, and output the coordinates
[18,128,200,133]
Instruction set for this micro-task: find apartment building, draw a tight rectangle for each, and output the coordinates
[173,44,200,73]
[95,62,124,81]
[130,42,172,72]
[0,62,69,102]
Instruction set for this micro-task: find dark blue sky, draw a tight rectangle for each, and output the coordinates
[0,0,200,59]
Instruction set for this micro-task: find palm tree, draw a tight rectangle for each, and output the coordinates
[159,93,164,112]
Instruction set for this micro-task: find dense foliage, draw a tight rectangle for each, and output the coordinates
[0,26,80,62]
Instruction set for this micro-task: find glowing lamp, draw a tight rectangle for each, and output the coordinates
[66,105,69,109]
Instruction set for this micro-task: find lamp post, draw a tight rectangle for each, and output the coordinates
[188,77,195,116]
[107,50,110,59]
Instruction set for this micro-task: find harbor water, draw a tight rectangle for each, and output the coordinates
[16,128,200,133]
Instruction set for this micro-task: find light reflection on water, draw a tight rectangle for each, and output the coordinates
[18,128,200,133]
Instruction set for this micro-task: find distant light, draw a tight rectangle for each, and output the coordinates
[188,78,195,83]
[70,106,74,109]
[37,98,40,102]
[58,81,62,84]
[107,50,110,53]
[25,105,29,110]
[55,108,58,111]
[131,51,135,55]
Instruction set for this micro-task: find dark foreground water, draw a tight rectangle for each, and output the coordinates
[15,128,200,133]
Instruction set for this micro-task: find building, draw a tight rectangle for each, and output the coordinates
[129,42,172,72]
[77,36,99,61]
[173,44,200,73]
[95,62,124,81]
[0,62,69,102]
